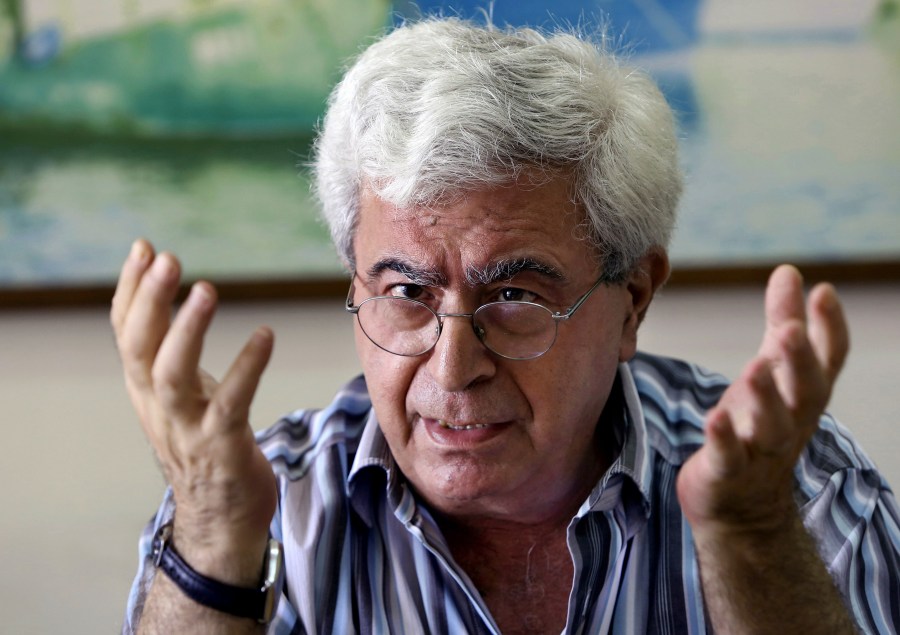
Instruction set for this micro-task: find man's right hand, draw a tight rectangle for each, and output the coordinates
[111,239,277,588]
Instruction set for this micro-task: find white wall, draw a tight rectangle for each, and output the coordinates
[1,282,897,634]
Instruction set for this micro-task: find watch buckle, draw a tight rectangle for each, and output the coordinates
[152,522,173,567]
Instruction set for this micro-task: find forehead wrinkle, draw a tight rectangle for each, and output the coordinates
[365,256,448,287]
[465,258,566,286]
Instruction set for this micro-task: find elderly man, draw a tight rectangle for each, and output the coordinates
[117,18,898,635]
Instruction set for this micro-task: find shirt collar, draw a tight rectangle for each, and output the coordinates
[347,361,654,526]
[347,408,395,527]
[577,362,654,522]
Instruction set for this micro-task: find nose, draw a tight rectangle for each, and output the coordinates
[425,314,496,392]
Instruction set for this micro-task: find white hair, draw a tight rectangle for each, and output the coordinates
[312,17,682,281]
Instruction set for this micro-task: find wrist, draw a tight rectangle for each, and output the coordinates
[691,508,808,571]
[688,490,800,543]
[152,521,284,624]
[171,518,272,587]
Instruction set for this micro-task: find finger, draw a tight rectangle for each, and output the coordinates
[111,239,155,337]
[152,281,219,418]
[118,252,182,390]
[763,265,806,344]
[766,319,829,418]
[743,359,799,454]
[807,283,849,386]
[704,407,747,479]
[760,265,827,414]
[204,327,275,434]
[720,358,795,451]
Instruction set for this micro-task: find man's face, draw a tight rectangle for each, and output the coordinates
[352,175,650,522]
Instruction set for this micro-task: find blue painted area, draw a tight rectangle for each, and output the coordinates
[653,71,700,131]
[20,24,63,67]
[391,1,703,130]
[392,0,703,54]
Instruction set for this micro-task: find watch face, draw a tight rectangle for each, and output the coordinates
[260,539,285,622]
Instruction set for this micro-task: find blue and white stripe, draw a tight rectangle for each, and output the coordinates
[123,352,900,634]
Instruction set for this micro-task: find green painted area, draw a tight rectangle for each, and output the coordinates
[0,0,391,136]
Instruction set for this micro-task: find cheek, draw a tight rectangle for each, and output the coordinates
[527,357,612,419]
[355,327,418,429]
[521,321,622,429]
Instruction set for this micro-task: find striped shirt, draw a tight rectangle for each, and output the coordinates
[124,352,900,634]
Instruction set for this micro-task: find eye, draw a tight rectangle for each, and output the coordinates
[491,287,539,303]
[388,283,426,300]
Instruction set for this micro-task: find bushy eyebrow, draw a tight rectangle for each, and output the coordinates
[466,258,564,286]
[365,256,563,288]
[365,257,448,287]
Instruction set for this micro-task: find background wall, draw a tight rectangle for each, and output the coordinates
[1,281,898,634]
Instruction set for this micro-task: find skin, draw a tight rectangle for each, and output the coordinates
[112,174,857,634]
[112,243,274,634]
[350,177,667,632]
[677,265,859,634]
[351,177,663,525]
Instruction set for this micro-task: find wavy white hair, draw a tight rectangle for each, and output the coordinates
[312,18,681,282]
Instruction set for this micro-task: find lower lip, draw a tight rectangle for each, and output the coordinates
[422,417,512,448]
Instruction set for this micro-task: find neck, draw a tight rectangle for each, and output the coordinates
[436,499,580,635]
[437,506,571,549]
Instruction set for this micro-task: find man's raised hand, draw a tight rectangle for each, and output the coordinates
[111,239,277,586]
[676,264,850,536]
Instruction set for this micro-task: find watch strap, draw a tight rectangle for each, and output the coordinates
[152,522,283,623]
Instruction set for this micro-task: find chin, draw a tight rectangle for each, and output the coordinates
[413,462,522,514]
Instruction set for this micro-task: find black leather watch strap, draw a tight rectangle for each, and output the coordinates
[151,522,283,623]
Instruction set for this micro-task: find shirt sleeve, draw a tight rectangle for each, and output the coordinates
[120,487,302,635]
[801,462,900,634]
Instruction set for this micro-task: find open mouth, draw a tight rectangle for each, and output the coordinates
[436,420,492,431]
[422,416,511,448]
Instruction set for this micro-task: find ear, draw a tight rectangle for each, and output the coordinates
[618,248,670,362]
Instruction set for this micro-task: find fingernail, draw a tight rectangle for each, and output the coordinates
[130,240,149,264]
[150,254,175,281]
[250,326,275,351]
[254,326,274,343]
[188,283,212,308]
[819,285,838,312]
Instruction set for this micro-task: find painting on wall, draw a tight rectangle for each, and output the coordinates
[0,0,393,296]
[401,0,900,272]
[1,0,898,302]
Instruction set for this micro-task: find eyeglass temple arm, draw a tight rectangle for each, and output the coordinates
[345,278,360,314]
[552,275,608,321]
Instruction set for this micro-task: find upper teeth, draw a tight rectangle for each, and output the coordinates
[437,420,490,430]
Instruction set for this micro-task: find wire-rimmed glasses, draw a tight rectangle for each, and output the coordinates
[346,275,607,361]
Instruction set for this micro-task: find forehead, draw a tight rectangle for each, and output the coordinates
[353,176,597,281]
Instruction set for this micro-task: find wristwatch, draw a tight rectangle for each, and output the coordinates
[151,521,284,624]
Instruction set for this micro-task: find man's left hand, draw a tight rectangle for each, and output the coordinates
[676,264,850,536]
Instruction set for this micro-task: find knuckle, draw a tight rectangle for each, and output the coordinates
[116,321,146,359]
[117,338,155,391]
[777,322,808,355]
[151,362,183,404]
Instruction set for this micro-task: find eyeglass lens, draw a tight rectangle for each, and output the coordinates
[355,297,557,359]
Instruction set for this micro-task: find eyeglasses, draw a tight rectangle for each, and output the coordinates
[345,275,607,360]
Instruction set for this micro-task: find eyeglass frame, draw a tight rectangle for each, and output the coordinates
[345,273,609,360]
